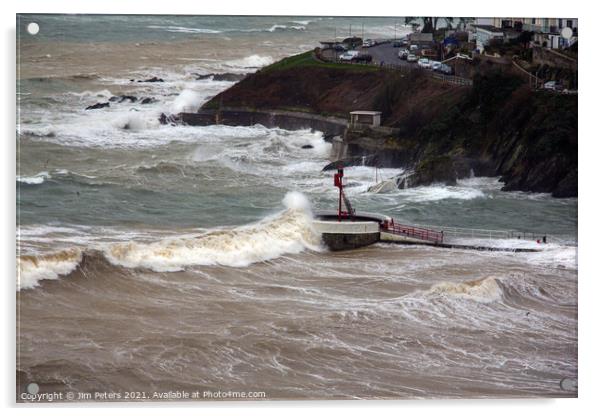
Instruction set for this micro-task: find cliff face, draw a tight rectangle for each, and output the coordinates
[202,53,577,197]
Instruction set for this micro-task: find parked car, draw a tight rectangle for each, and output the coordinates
[438,63,454,75]
[392,40,402,47]
[398,49,409,60]
[409,44,419,51]
[352,53,373,63]
[417,57,431,68]
[544,80,562,90]
[339,50,360,61]
[430,61,442,71]
[406,53,418,63]
[333,44,347,51]
[362,39,375,47]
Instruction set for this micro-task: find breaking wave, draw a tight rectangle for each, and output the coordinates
[225,55,274,69]
[18,249,83,291]
[17,192,322,290]
[17,172,50,185]
[425,276,503,303]
[170,89,202,114]
[146,25,222,34]
[266,24,306,32]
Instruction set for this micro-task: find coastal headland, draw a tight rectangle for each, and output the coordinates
[173,49,577,197]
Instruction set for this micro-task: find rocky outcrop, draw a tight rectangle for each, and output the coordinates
[367,156,476,192]
[85,102,110,110]
[109,95,138,103]
[322,155,379,171]
[132,76,164,83]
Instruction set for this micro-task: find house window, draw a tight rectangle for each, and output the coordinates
[567,19,573,28]
[559,20,563,29]
[532,18,536,25]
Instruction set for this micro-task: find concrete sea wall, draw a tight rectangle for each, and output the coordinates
[176,108,348,137]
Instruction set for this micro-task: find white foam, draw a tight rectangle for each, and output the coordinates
[400,185,486,202]
[146,25,222,34]
[225,54,274,69]
[103,192,321,271]
[170,89,202,114]
[17,171,50,185]
[425,277,503,303]
[18,249,82,291]
[290,20,314,26]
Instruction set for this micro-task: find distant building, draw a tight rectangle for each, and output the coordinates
[492,18,578,49]
[349,111,381,128]
[473,25,505,51]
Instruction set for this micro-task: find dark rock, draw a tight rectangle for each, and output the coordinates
[552,170,577,198]
[140,97,157,105]
[194,72,247,82]
[109,95,138,103]
[85,102,110,110]
[194,73,212,80]
[119,95,138,103]
[388,156,472,190]
[322,155,378,171]
[322,133,335,143]
[214,73,246,82]
[410,156,462,187]
[301,144,314,149]
[137,77,164,83]
[159,113,178,126]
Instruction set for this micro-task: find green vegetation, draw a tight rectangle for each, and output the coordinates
[261,50,379,73]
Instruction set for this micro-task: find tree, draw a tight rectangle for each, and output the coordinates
[404,17,475,33]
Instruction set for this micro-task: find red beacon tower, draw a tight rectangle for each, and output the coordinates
[333,168,355,221]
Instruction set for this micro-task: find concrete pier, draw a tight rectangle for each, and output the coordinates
[312,219,380,251]
[312,211,387,251]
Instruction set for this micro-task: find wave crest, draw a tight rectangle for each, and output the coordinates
[18,249,83,290]
[425,277,503,303]
[104,195,321,271]
[17,193,322,289]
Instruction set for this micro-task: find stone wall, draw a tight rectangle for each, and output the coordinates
[176,108,348,137]
[533,47,577,71]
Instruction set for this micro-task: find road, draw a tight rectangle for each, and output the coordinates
[359,42,416,68]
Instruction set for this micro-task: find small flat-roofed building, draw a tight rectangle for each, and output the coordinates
[350,111,382,128]
[474,25,505,52]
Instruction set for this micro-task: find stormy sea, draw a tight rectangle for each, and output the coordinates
[17,15,577,401]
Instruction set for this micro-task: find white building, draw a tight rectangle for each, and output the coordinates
[349,111,382,128]
[473,25,505,51]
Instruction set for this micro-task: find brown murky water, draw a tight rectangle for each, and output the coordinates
[17,239,577,401]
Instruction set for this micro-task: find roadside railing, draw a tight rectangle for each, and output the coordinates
[430,72,473,86]
[320,51,473,87]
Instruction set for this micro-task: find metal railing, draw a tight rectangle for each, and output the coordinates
[326,58,474,86]
[413,224,562,243]
[430,72,473,86]
[380,221,444,244]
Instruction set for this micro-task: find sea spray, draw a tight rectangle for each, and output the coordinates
[18,249,83,291]
[170,89,202,113]
[104,191,321,271]
[17,193,322,288]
